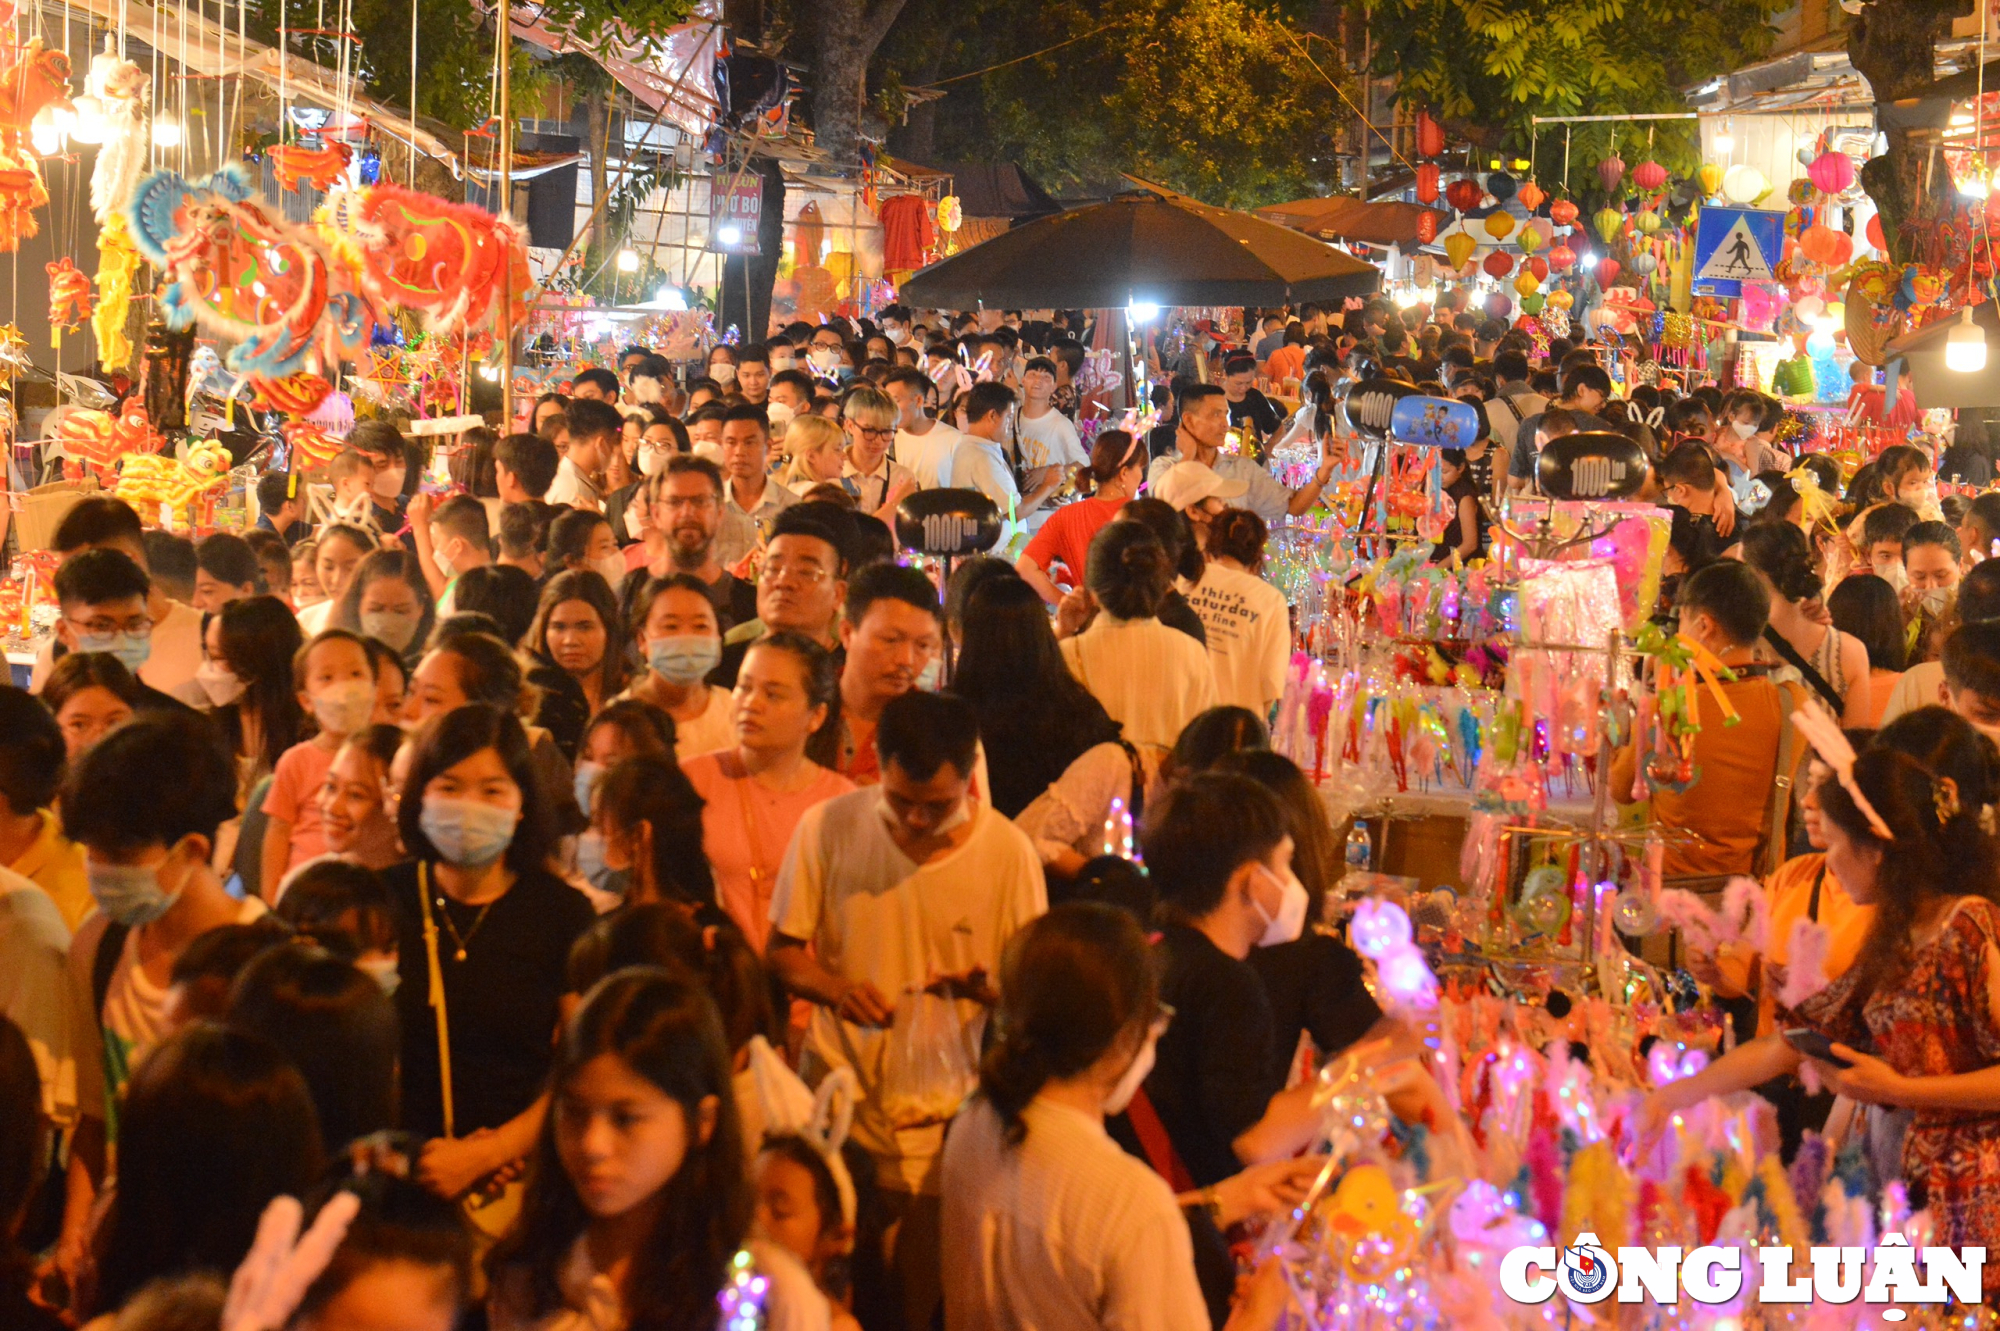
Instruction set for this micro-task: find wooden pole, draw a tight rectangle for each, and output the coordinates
[498,3,515,426]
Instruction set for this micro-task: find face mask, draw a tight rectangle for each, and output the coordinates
[886,326,909,345]
[356,954,400,995]
[771,354,796,373]
[631,376,665,405]
[876,791,970,840]
[809,347,841,373]
[592,553,628,587]
[418,795,519,867]
[1250,864,1309,947]
[89,856,180,928]
[78,630,151,674]
[312,679,377,736]
[710,362,737,386]
[916,655,943,692]
[1919,587,1953,617]
[573,760,602,819]
[195,659,246,707]
[360,607,424,653]
[1102,1030,1158,1115]
[432,542,456,579]
[648,634,722,686]
[372,466,407,498]
[1731,421,1758,440]
[766,400,797,430]
[638,442,671,477]
[575,830,631,896]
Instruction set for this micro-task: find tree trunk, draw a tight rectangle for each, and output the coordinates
[721,155,788,340]
[587,94,612,257]
[810,0,911,166]
[1849,0,1964,264]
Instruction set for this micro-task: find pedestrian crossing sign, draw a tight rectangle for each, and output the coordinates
[1692,207,1785,298]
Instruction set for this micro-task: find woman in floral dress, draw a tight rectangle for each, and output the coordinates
[1646,725,2000,1295]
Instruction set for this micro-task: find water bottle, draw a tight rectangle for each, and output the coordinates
[1344,822,1373,875]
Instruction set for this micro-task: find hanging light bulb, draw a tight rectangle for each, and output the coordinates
[29,108,60,155]
[152,118,184,148]
[616,249,639,273]
[68,95,106,145]
[1948,306,1988,373]
[1713,119,1734,156]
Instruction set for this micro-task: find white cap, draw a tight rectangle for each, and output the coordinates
[1154,459,1249,512]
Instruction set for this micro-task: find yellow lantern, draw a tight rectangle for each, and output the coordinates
[1514,271,1540,295]
[1593,207,1624,244]
[1516,226,1543,254]
[1483,210,1516,241]
[1635,210,1662,235]
[1443,232,1477,268]
[1698,163,1725,198]
[1548,288,1575,310]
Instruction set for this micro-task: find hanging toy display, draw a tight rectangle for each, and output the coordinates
[47,257,93,337]
[0,27,68,251]
[84,38,148,226]
[92,214,143,371]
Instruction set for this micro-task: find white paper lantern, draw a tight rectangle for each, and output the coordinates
[1722,164,1769,205]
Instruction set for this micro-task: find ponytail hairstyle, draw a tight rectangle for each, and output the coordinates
[490,968,749,1329]
[1118,496,1204,585]
[1073,429,1141,497]
[594,754,717,913]
[1085,520,1173,621]
[1816,745,2000,1000]
[1739,519,1823,604]
[1204,508,1269,573]
[980,903,1159,1146]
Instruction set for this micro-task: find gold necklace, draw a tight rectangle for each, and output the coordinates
[434,893,497,962]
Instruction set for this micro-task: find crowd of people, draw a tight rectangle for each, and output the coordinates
[8,295,2000,1331]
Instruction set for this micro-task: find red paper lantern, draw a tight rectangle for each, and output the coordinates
[1483,251,1515,277]
[1417,111,1446,158]
[1415,209,1439,244]
[1526,255,1549,281]
[1548,243,1577,272]
[1598,258,1621,286]
[1416,163,1441,204]
[1549,199,1580,229]
[1867,211,1887,250]
[1446,178,1485,212]
[1632,160,1668,192]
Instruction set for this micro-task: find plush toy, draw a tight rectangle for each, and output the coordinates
[85,41,147,225]
[93,214,141,370]
[47,256,91,334]
[115,437,232,519]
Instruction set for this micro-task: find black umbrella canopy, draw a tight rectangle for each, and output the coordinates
[901,180,1381,308]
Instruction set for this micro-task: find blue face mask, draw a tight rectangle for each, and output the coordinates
[88,858,179,927]
[648,635,722,686]
[573,761,602,819]
[575,830,631,897]
[78,631,151,675]
[418,796,519,868]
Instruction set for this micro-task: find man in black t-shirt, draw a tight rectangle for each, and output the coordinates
[1220,352,1281,459]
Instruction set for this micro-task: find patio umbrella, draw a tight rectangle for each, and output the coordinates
[899,178,1380,308]
[1255,196,1448,248]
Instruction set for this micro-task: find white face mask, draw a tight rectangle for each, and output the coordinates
[1731,421,1758,440]
[770,354,797,372]
[809,347,842,373]
[638,441,671,477]
[195,659,246,707]
[1919,586,1953,617]
[710,362,737,386]
[1102,1030,1158,1115]
[432,541,456,578]
[876,790,970,841]
[592,553,628,587]
[767,400,797,429]
[886,325,909,345]
[1250,864,1309,947]
[372,466,407,498]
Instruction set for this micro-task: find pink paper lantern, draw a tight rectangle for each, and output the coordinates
[1632,159,1668,192]
[1807,150,1855,195]
[1597,154,1626,194]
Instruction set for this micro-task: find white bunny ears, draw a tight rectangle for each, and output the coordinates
[222,1191,361,1331]
[747,1035,859,1227]
[1791,701,1895,841]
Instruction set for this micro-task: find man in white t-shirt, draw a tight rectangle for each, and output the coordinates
[1015,357,1086,519]
[884,366,959,490]
[545,397,620,511]
[942,382,1021,514]
[769,691,1046,1331]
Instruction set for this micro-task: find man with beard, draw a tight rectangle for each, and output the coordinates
[618,455,759,632]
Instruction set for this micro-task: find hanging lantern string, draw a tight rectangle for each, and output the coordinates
[1563,126,1572,192]
[1278,27,1420,177]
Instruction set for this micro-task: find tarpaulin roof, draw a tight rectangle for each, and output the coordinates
[501,4,721,137]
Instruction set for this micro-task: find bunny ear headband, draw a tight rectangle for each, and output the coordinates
[1791,701,1894,841]
[747,1036,859,1227]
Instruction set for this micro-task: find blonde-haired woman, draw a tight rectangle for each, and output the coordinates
[782,415,848,492]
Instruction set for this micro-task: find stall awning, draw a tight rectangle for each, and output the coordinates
[1256,196,1446,248]
[500,5,721,137]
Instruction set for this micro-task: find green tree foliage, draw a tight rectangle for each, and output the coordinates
[1368,0,1786,174]
[885,0,1344,208]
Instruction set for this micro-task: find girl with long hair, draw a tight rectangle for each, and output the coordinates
[333,547,437,663]
[200,594,306,786]
[525,570,629,762]
[486,968,829,1330]
[1741,520,1872,725]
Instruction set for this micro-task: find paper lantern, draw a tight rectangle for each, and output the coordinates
[936,196,962,232]
[1548,242,1577,271]
[1483,210,1515,240]
[1799,224,1843,265]
[1521,292,1546,314]
[1417,110,1446,158]
[1722,164,1770,204]
[1446,178,1484,212]
[1632,159,1668,192]
[1483,250,1515,277]
[1412,255,1437,285]
[1808,150,1855,195]
[1593,207,1624,243]
[1866,211,1887,251]
[1514,271,1540,295]
[1517,180,1546,212]
[1698,163,1725,197]
[1443,231,1477,268]
[1787,178,1819,207]
[1416,162,1441,204]
[1598,258,1621,285]
[1517,226,1543,254]
[1548,288,1575,310]
[1485,293,1514,320]
[1826,230,1853,267]
[1526,255,1549,280]
[1549,199,1579,229]
[1415,209,1439,244]
[1631,251,1659,275]
[1634,210,1662,235]
[1598,154,1626,194]
[1487,171,1517,202]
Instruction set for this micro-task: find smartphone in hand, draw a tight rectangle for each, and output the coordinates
[1782,1027,1854,1068]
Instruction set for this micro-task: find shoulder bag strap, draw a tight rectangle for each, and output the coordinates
[416,861,456,1139]
[1762,627,1844,715]
[1758,681,1808,879]
[1119,738,1147,830]
[92,921,131,1019]
[1124,1086,1197,1194]
[1808,862,1827,922]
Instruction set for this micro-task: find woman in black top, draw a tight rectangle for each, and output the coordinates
[386,704,595,1205]
[1433,448,1486,563]
[523,570,628,762]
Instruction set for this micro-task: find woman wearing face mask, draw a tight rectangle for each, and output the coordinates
[486,968,830,1331]
[384,703,597,1208]
[682,634,851,950]
[546,509,628,591]
[333,548,436,664]
[708,344,740,388]
[1741,521,1872,725]
[617,574,733,759]
[525,571,629,763]
[299,524,376,636]
[944,903,1317,1331]
[579,754,718,916]
[198,595,305,796]
[572,701,678,822]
